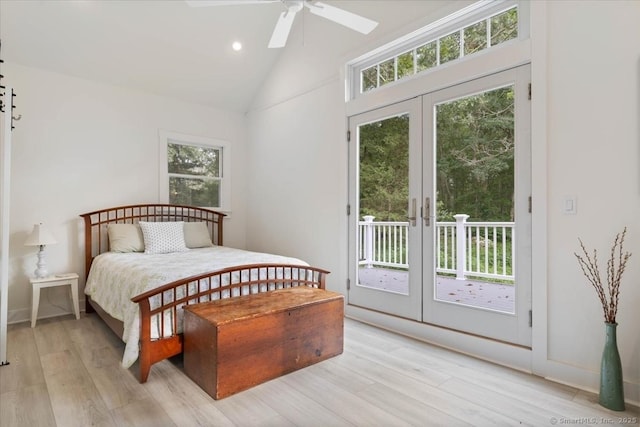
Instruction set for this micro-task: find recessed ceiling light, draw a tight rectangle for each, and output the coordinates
[232,41,242,51]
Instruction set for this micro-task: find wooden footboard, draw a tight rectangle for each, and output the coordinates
[130,263,329,383]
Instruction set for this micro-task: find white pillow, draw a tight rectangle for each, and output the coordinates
[139,221,188,254]
[108,224,144,253]
[184,222,214,248]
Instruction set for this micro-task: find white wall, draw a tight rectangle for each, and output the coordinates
[246,79,345,272]
[4,63,248,323]
[247,0,640,404]
[542,0,639,398]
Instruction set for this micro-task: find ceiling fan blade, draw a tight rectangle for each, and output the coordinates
[185,0,278,7]
[306,1,378,34]
[268,10,297,48]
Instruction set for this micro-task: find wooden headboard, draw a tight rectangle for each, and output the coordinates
[80,204,226,279]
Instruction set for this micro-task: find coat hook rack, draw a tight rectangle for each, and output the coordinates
[0,49,3,114]
[0,40,21,130]
[10,92,20,129]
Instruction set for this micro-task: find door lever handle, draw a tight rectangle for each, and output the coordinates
[423,197,431,226]
[406,198,417,226]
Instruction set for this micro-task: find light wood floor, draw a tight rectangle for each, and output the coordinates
[0,313,637,427]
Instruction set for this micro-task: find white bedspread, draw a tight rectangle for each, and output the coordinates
[84,246,307,368]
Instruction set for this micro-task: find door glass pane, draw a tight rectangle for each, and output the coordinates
[434,86,515,313]
[358,114,410,295]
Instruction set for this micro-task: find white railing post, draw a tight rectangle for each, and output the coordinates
[363,215,375,268]
[454,214,469,280]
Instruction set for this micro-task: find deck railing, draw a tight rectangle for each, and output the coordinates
[359,215,515,282]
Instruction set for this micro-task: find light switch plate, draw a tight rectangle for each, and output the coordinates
[562,196,577,214]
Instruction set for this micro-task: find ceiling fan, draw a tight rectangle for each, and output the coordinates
[185,0,378,48]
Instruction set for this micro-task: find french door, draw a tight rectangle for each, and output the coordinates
[347,98,423,320]
[348,65,531,346]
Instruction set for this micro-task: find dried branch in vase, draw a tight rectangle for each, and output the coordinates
[574,227,632,324]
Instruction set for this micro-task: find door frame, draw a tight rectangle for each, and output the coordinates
[347,65,532,347]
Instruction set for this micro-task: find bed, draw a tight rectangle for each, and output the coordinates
[80,204,330,383]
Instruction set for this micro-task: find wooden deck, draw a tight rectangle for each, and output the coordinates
[358,267,515,313]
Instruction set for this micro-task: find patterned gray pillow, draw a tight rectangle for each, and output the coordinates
[139,221,188,254]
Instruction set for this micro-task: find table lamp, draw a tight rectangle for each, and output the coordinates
[24,223,57,278]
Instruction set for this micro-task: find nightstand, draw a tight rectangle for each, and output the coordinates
[30,273,80,327]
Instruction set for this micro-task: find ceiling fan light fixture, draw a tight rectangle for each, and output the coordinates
[185,0,378,49]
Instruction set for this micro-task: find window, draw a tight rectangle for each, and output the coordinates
[159,131,231,211]
[350,1,526,99]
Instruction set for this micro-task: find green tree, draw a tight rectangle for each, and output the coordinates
[359,115,409,221]
[168,143,220,207]
[436,86,514,221]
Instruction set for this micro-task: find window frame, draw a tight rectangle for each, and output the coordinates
[159,130,231,212]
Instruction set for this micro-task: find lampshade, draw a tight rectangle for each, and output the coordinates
[24,223,57,247]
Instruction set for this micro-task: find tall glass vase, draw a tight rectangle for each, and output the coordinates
[599,322,625,411]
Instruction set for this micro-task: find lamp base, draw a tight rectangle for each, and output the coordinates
[34,245,50,278]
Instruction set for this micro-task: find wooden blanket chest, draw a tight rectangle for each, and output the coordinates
[183,286,344,399]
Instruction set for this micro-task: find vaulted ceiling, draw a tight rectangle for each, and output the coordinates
[0,1,459,113]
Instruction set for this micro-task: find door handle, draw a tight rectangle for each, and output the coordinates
[406,198,417,226]
[423,197,430,226]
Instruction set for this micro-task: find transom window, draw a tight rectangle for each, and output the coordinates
[349,1,525,99]
[159,131,231,211]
